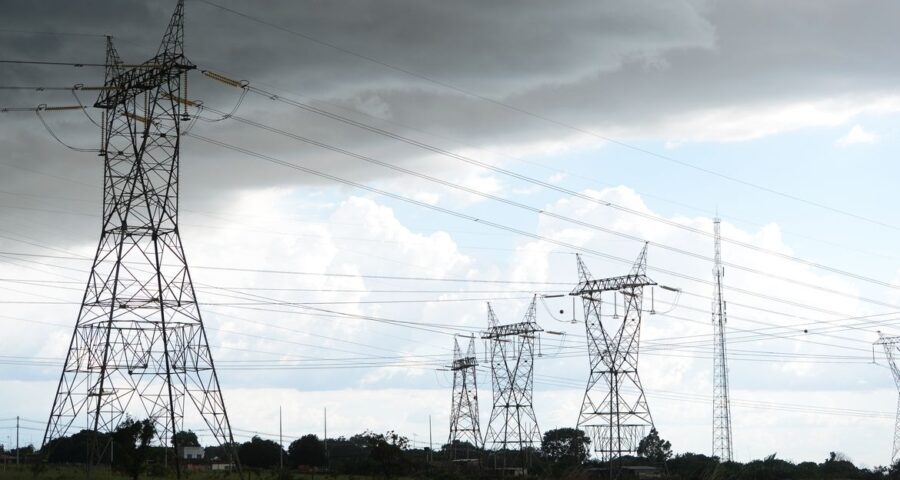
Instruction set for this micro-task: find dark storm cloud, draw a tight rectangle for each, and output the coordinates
[1,0,899,248]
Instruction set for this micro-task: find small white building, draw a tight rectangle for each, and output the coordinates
[177,446,205,461]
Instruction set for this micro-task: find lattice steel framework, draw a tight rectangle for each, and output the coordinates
[448,335,482,459]
[42,2,240,477]
[571,244,656,463]
[877,334,900,464]
[483,299,542,457]
[711,218,734,461]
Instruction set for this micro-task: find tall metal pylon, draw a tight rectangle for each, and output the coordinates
[711,218,734,461]
[482,298,542,466]
[447,335,482,459]
[876,334,900,464]
[42,2,240,476]
[571,244,656,467]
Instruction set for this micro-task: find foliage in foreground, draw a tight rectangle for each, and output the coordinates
[12,424,900,480]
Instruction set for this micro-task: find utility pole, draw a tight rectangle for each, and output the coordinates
[40,3,241,478]
[15,416,19,465]
[712,218,734,462]
[110,404,114,469]
[324,408,329,471]
[428,415,433,463]
[483,297,542,470]
[279,406,283,470]
[571,244,657,478]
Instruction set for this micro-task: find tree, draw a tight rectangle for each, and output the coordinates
[822,451,858,479]
[362,430,409,477]
[239,435,283,469]
[204,441,240,463]
[795,461,821,479]
[741,453,797,480]
[288,434,326,467]
[172,430,200,448]
[636,428,672,463]
[541,428,590,465]
[442,439,480,460]
[667,453,722,480]
[111,418,157,480]
[43,430,97,463]
[889,458,900,480]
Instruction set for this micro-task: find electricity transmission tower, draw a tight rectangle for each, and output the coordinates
[711,218,734,461]
[876,334,900,464]
[42,2,240,476]
[447,335,482,459]
[483,298,542,467]
[571,244,656,467]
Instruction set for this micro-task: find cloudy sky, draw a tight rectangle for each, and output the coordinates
[2,0,900,466]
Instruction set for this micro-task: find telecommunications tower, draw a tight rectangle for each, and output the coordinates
[483,298,542,465]
[571,244,656,465]
[711,218,734,461]
[447,335,482,459]
[42,2,240,476]
[876,334,900,464]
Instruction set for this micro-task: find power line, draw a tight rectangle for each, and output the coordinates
[1,241,893,352]
[0,249,571,285]
[0,60,109,67]
[195,0,900,233]
[215,81,900,291]
[187,132,900,320]
[4,85,899,320]
[1,263,893,355]
[190,63,900,266]
[198,104,900,306]
[0,59,159,68]
[11,78,900,295]
[1,128,892,338]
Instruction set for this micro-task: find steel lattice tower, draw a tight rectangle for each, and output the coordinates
[448,335,482,459]
[711,218,734,461]
[482,298,542,463]
[876,334,900,464]
[571,244,656,465]
[42,2,240,476]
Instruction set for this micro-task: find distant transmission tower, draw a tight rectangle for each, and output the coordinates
[711,218,734,461]
[876,334,900,464]
[483,298,542,466]
[42,2,239,476]
[572,244,656,466]
[447,335,482,459]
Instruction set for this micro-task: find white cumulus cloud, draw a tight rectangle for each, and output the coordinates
[836,124,879,147]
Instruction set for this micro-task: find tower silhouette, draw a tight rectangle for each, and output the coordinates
[42,2,239,476]
[483,298,542,468]
[447,335,482,459]
[572,244,656,469]
[877,334,900,464]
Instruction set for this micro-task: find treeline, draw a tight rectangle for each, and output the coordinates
[667,452,900,480]
[27,422,900,480]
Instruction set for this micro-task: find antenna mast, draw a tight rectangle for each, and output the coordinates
[712,218,734,461]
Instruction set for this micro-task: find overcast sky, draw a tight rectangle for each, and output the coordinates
[2,0,900,466]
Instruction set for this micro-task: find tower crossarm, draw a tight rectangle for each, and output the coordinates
[451,356,478,371]
[94,54,195,109]
[571,273,656,296]
[482,321,543,339]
